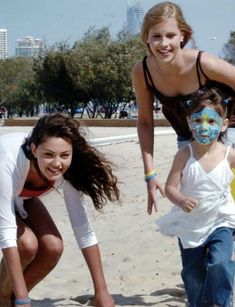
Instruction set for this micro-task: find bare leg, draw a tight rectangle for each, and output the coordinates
[0,217,38,305]
[0,197,63,304]
[20,198,64,291]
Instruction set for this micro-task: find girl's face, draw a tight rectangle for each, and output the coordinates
[147,17,184,61]
[188,107,225,145]
[31,137,73,181]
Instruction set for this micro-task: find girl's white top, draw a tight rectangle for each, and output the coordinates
[156,144,235,248]
[0,132,98,250]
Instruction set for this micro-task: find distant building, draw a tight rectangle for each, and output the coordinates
[0,29,7,59]
[127,1,144,35]
[15,36,44,58]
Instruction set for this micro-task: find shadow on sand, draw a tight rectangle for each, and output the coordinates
[30,285,186,306]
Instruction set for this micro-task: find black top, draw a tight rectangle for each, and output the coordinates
[142,51,235,139]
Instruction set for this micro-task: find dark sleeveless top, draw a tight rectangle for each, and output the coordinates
[143,51,235,139]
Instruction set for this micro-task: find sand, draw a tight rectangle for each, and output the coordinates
[0,125,187,307]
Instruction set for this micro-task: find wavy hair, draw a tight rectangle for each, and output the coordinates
[22,113,120,209]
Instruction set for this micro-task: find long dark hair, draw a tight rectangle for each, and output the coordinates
[22,113,120,209]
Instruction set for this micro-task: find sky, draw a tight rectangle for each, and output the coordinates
[0,0,235,57]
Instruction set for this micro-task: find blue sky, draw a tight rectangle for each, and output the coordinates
[1,0,235,57]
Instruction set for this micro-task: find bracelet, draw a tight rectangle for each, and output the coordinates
[145,170,156,178]
[145,171,157,183]
[15,297,31,305]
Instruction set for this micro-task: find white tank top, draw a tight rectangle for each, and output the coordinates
[156,144,235,248]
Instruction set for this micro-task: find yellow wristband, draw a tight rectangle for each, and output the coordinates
[145,170,156,178]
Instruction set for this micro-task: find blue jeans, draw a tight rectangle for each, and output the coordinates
[178,227,235,307]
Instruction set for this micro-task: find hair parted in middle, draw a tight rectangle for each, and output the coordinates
[141,1,194,53]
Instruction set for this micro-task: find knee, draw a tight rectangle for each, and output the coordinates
[40,236,64,265]
[17,232,38,265]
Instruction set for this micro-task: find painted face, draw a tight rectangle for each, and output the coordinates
[31,137,73,181]
[188,107,223,145]
[147,17,184,61]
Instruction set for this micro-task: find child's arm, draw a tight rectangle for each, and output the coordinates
[165,146,199,213]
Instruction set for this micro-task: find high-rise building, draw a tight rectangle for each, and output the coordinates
[127,1,144,36]
[0,29,7,59]
[15,36,44,58]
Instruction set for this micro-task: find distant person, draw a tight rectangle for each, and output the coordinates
[0,113,119,307]
[132,1,235,214]
[119,110,128,119]
[157,88,235,306]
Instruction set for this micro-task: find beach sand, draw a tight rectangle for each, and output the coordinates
[0,126,187,306]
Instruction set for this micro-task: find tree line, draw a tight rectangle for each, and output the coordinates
[0,27,146,118]
[0,27,234,119]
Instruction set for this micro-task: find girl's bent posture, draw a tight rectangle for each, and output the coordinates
[0,113,119,307]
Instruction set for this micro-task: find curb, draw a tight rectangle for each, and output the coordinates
[90,129,176,146]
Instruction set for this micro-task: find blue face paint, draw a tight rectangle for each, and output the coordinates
[188,107,223,145]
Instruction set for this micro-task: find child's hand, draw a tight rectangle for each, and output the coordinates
[179,197,199,213]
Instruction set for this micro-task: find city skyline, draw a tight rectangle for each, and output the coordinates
[0,0,235,57]
[0,29,7,59]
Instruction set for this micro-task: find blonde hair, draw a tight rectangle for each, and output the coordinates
[141,1,193,52]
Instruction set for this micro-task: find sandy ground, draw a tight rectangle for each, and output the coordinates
[0,125,188,307]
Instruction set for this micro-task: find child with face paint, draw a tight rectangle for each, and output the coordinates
[156,88,235,307]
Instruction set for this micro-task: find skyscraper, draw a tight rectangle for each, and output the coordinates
[0,29,7,59]
[127,1,144,36]
[15,36,44,58]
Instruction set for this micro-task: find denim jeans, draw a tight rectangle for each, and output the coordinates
[178,227,235,307]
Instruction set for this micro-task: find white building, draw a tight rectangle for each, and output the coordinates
[127,1,144,35]
[15,36,44,58]
[0,29,7,59]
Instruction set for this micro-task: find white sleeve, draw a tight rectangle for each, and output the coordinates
[0,133,32,250]
[63,182,98,249]
[0,158,17,249]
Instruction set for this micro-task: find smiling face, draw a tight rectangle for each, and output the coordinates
[31,137,73,181]
[147,17,184,61]
[188,107,224,145]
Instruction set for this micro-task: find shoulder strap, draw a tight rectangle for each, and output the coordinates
[187,143,193,157]
[142,56,156,91]
[225,145,231,160]
[196,51,209,87]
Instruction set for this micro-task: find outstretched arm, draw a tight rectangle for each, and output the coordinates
[132,61,165,214]
[2,247,30,306]
[63,184,114,306]
[81,245,114,307]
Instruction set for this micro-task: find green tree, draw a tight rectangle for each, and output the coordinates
[0,57,38,117]
[67,27,145,118]
[223,31,235,64]
[34,42,79,116]
[33,27,146,118]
